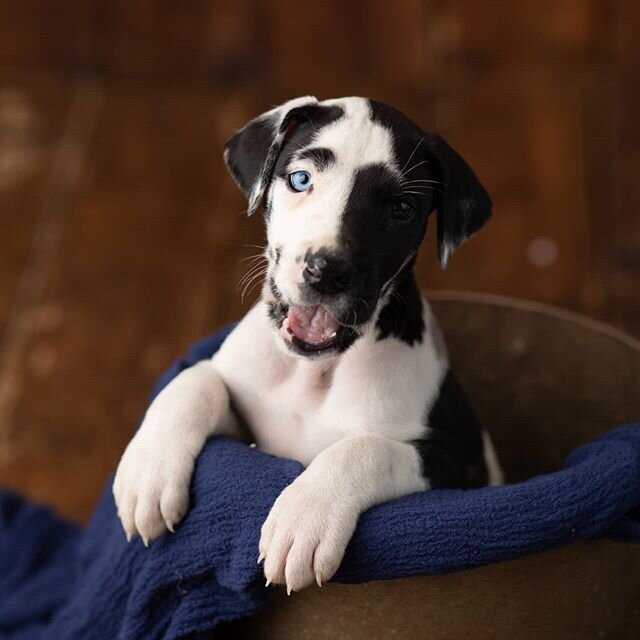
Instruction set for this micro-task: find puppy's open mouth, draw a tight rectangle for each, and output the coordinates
[280,305,340,353]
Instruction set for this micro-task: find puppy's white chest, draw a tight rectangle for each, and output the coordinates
[241,362,345,466]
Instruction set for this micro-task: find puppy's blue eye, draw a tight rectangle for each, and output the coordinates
[288,170,313,192]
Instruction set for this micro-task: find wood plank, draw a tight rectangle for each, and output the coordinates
[0,2,93,71]
[604,72,640,338]
[587,2,640,338]
[95,0,212,80]
[92,0,266,84]
[0,1,264,84]
[261,0,425,94]
[612,1,640,64]
[0,86,267,522]
[411,66,599,313]
[0,74,72,337]
[437,0,602,64]
[0,79,104,519]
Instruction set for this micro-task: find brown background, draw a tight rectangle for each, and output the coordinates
[0,0,638,523]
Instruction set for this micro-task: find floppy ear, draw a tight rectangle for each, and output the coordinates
[223,96,319,215]
[426,134,492,268]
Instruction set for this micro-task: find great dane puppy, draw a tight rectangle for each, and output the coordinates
[113,96,503,593]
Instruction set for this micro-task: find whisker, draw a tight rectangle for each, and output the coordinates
[400,137,424,176]
[238,262,268,290]
[400,159,430,179]
[238,259,267,279]
[238,260,266,280]
[240,267,268,302]
[238,253,267,264]
[400,189,440,196]
[380,251,417,297]
[242,274,268,302]
[239,274,261,298]
[399,184,444,194]
[242,243,268,250]
[401,179,444,186]
[237,271,266,291]
[333,308,359,331]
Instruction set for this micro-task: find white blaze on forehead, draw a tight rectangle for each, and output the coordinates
[313,97,399,171]
[267,97,398,302]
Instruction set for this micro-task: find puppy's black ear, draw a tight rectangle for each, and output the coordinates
[426,134,492,267]
[223,96,322,215]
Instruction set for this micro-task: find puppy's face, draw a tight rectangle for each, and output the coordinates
[225,97,491,359]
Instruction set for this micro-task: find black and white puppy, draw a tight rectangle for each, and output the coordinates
[113,96,503,593]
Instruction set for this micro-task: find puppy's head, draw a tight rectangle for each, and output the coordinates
[225,96,491,359]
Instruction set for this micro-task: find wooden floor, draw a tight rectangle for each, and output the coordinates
[0,1,638,522]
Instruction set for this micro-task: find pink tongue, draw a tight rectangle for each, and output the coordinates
[284,305,339,345]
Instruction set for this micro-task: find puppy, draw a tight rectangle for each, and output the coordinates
[113,96,503,593]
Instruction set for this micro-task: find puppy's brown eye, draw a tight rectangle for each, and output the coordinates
[392,200,416,222]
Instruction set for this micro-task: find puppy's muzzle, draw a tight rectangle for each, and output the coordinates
[303,252,353,296]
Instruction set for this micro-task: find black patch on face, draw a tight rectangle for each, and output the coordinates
[295,147,336,171]
[335,163,430,326]
[274,246,282,266]
[412,370,488,489]
[376,270,425,346]
[368,98,492,267]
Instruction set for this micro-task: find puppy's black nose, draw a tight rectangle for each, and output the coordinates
[303,253,352,295]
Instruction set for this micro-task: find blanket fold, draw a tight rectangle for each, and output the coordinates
[1,326,640,640]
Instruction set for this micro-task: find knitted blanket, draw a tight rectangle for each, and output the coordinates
[1,325,639,639]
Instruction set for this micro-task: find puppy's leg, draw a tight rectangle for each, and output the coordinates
[113,361,237,544]
[259,434,427,593]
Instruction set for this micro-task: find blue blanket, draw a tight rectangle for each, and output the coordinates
[2,325,640,639]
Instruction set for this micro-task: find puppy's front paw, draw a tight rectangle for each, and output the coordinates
[259,478,358,593]
[113,429,194,545]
